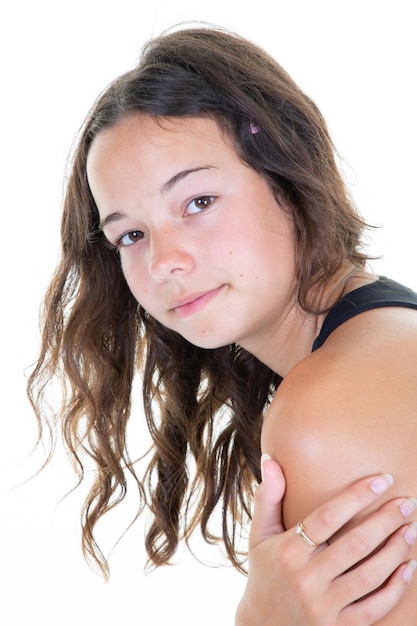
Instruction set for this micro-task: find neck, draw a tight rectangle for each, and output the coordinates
[244,263,370,377]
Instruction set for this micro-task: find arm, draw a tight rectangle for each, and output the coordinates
[236,459,416,626]
[258,314,417,624]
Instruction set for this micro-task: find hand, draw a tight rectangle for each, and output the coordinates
[235,456,417,626]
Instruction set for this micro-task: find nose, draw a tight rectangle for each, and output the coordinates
[148,229,195,281]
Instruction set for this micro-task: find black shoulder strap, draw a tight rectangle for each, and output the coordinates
[312,277,417,352]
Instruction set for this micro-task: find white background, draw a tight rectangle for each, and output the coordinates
[1,1,416,624]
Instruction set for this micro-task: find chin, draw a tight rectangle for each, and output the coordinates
[181,331,232,351]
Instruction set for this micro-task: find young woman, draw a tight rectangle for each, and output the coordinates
[28,26,417,624]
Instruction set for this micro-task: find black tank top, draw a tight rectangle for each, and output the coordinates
[312,277,417,352]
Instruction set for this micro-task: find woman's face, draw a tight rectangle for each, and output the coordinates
[87,114,299,356]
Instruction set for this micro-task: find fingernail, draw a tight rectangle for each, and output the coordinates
[261,453,271,482]
[404,523,417,546]
[400,498,417,518]
[370,474,394,495]
[402,559,417,584]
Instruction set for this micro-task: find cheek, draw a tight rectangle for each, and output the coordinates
[120,254,149,304]
[120,259,167,324]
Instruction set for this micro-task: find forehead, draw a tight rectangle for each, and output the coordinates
[87,114,236,167]
[85,114,245,208]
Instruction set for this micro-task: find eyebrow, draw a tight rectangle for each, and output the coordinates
[99,211,127,231]
[161,166,215,194]
[99,166,215,231]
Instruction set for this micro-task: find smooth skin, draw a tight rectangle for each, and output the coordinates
[87,114,417,624]
[258,303,417,624]
[236,461,417,625]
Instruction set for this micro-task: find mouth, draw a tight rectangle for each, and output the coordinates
[171,287,223,318]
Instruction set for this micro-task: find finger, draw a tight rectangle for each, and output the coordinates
[333,521,417,608]
[297,473,395,546]
[341,560,417,626]
[249,455,286,549]
[318,497,417,581]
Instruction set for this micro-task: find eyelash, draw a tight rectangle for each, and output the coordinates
[185,195,216,215]
[116,230,145,248]
[108,195,216,249]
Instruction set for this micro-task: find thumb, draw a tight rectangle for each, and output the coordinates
[250,454,287,549]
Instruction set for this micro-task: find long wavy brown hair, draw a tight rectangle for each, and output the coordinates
[27,25,368,578]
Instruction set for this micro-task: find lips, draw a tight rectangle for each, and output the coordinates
[170,287,222,318]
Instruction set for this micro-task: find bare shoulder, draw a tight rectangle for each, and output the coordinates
[261,305,417,623]
[261,305,417,529]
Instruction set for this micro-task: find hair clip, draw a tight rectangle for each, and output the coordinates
[250,121,260,134]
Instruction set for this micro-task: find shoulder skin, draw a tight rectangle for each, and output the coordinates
[261,306,417,623]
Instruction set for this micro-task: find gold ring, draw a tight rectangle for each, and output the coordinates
[295,521,320,547]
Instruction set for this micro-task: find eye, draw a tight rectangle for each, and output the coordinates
[185,195,215,215]
[118,230,145,247]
